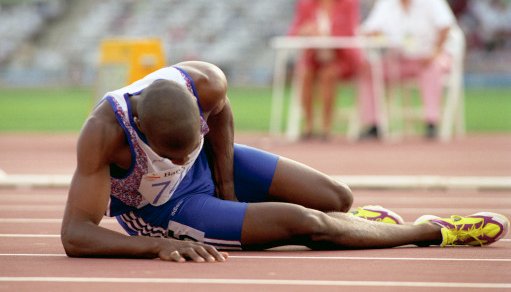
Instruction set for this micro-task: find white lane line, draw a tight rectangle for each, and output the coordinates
[1,217,510,227]
[333,175,511,190]
[230,255,511,262]
[3,174,511,190]
[1,253,510,262]
[0,219,63,223]
[0,218,118,224]
[1,234,509,242]
[0,195,66,201]
[0,254,66,257]
[4,206,511,213]
[0,277,509,288]
[0,205,63,211]
[0,234,60,238]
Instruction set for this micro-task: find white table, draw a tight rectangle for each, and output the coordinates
[269,36,392,141]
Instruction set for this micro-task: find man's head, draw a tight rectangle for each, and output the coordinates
[135,79,201,165]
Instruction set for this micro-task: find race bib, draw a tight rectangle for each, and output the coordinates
[139,166,187,206]
[137,136,203,206]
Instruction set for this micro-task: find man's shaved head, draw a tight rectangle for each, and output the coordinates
[137,79,200,152]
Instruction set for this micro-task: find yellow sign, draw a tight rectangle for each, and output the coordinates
[99,38,166,84]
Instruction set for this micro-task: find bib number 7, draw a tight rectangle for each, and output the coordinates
[151,180,171,205]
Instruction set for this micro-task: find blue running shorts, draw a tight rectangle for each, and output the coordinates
[115,144,279,250]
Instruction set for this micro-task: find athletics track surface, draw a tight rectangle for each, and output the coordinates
[0,133,510,291]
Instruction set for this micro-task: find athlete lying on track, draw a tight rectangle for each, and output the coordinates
[61,61,509,263]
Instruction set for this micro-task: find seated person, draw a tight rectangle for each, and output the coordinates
[288,0,361,140]
[357,0,456,139]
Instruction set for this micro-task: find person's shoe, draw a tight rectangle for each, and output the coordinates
[414,212,510,247]
[425,123,437,139]
[350,205,404,224]
[300,132,314,141]
[319,132,332,142]
[359,125,379,140]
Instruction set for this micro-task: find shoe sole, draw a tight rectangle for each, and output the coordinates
[471,212,510,241]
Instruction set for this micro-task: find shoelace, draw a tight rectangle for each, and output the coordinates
[445,216,485,246]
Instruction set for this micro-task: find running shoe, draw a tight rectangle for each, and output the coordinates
[349,205,404,224]
[414,212,510,247]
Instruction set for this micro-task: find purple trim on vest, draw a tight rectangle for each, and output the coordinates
[173,66,201,110]
[106,96,136,178]
[123,93,147,144]
[107,96,147,207]
[172,66,210,135]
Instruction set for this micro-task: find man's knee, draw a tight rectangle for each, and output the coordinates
[241,203,330,247]
[287,206,331,238]
[329,179,353,212]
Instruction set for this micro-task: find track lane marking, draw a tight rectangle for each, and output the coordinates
[0,234,60,238]
[0,218,118,223]
[2,233,509,242]
[1,253,510,262]
[0,277,509,288]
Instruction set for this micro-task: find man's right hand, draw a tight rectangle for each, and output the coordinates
[157,238,228,263]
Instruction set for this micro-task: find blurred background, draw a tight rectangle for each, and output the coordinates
[0,0,509,134]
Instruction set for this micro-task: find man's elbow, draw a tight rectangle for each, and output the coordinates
[60,225,88,258]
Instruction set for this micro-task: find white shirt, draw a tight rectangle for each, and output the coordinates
[362,0,455,58]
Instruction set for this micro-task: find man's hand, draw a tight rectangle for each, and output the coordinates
[423,27,451,67]
[422,50,450,69]
[157,238,228,263]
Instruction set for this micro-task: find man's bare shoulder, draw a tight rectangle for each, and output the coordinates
[78,100,125,164]
[174,61,227,114]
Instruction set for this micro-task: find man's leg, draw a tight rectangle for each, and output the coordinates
[268,157,352,212]
[120,193,508,251]
[241,202,441,250]
[118,192,440,250]
[233,144,352,213]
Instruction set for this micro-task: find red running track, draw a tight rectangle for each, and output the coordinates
[0,133,510,291]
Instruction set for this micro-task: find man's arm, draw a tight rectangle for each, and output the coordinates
[205,97,236,201]
[425,26,450,65]
[288,0,318,36]
[178,61,236,201]
[61,111,227,262]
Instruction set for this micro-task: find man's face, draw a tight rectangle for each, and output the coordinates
[134,106,201,166]
[146,132,201,166]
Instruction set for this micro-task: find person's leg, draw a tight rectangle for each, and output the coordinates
[417,55,451,128]
[299,54,317,138]
[398,56,448,138]
[117,191,441,250]
[233,144,352,213]
[317,62,338,139]
[241,202,442,250]
[357,58,378,127]
[269,156,352,212]
[357,53,395,139]
[116,193,247,249]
